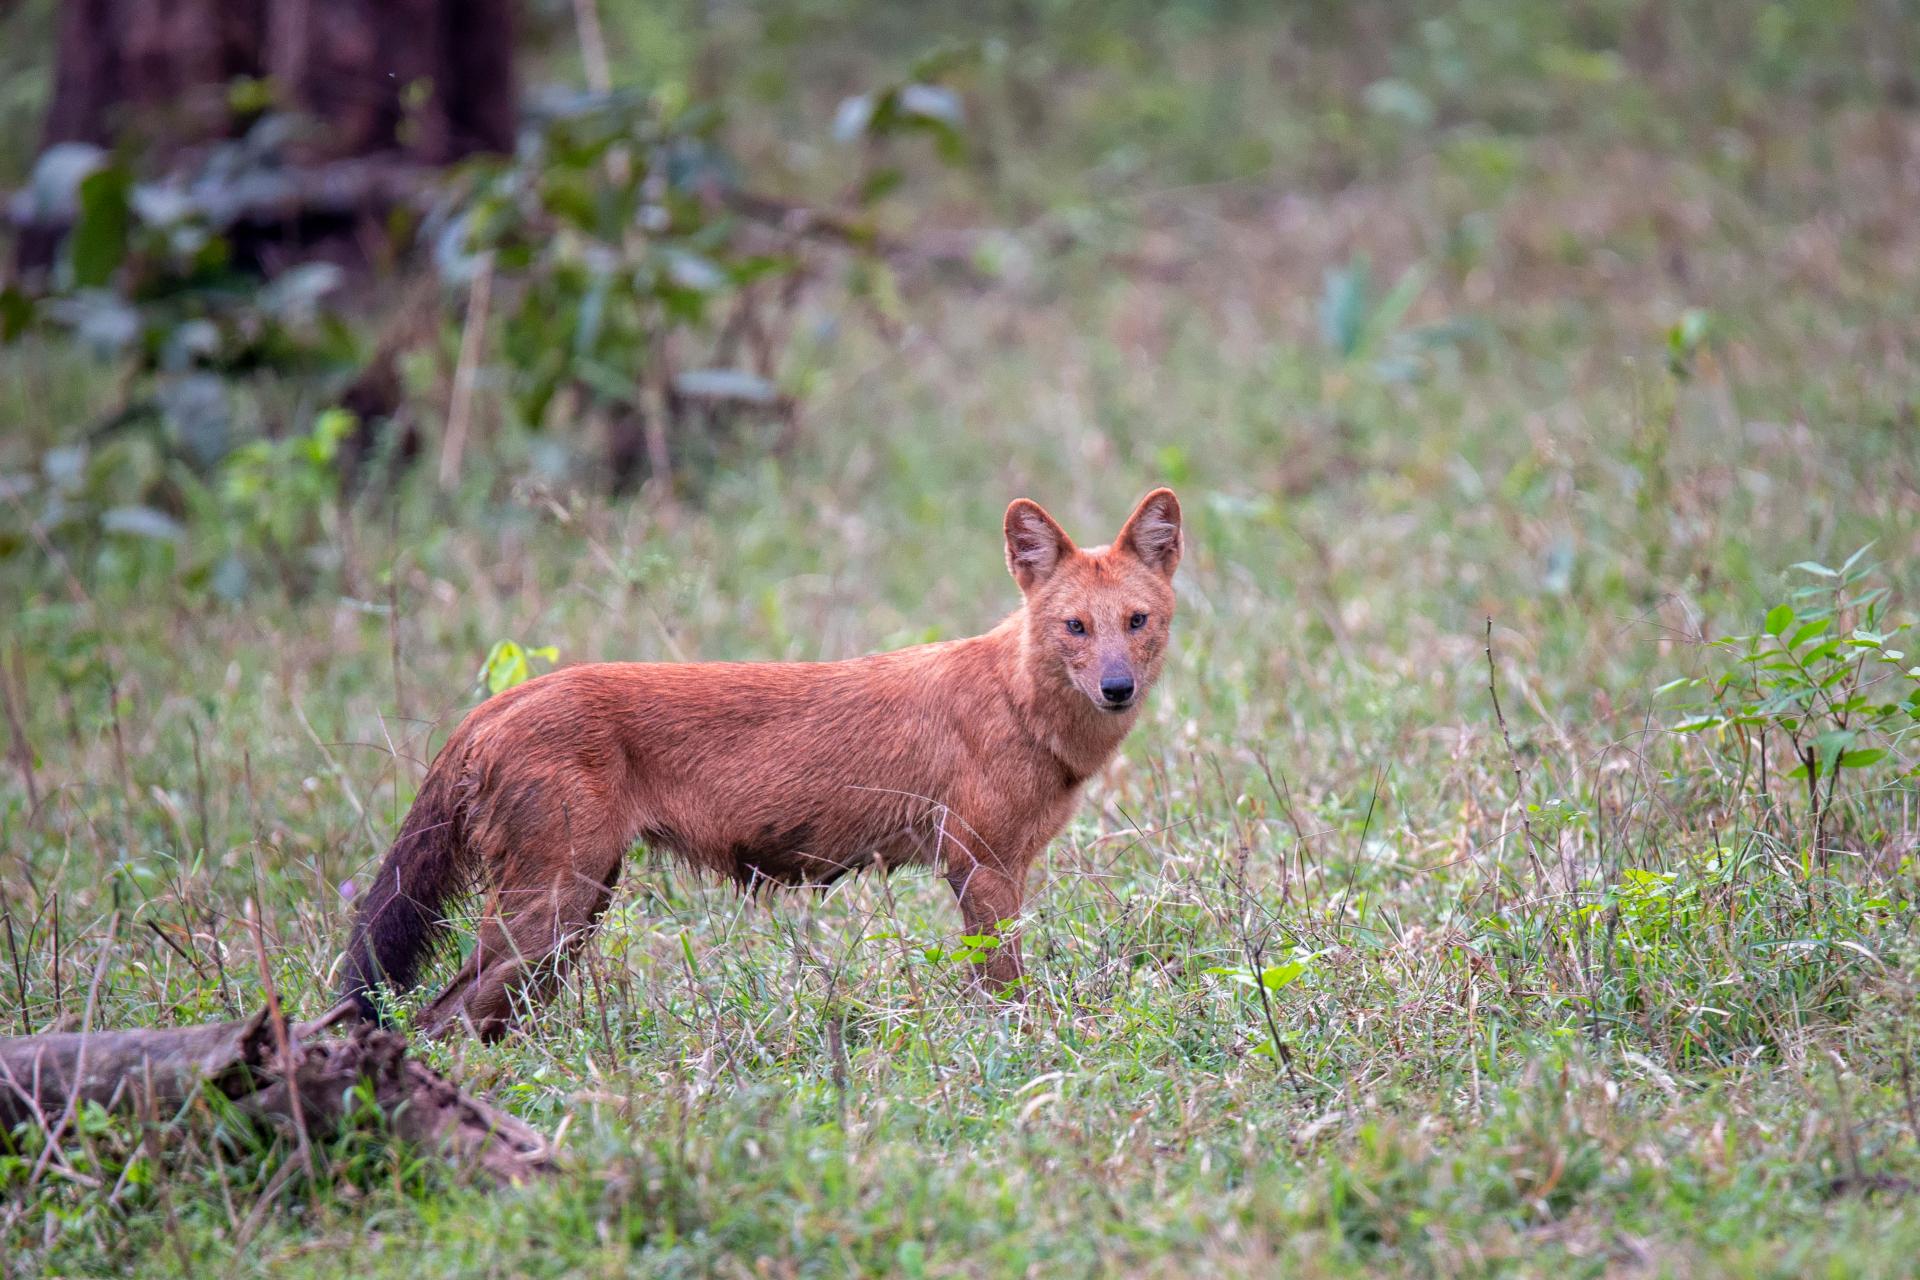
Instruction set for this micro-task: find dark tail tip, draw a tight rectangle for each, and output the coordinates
[338,775,467,1026]
[339,977,385,1026]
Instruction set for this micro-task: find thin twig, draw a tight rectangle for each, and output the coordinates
[1901,1045,1920,1151]
[144,919,209,982]
[189,718,211,858]
[26,911,117,1189]
[245,900,315,1181]
[570,0,613,94]
[2,909,29,1034]
[0,645,38,816]
[1485,617,1546,890]
[1331,766,1385,942]
[229,1146,303,1255]
[438,252,495,491]
[1245,937,1306,1098]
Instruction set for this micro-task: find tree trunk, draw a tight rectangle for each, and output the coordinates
[20,0,516,268]
[40,0,515,163]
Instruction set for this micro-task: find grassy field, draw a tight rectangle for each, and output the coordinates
[5,2,1920,1275]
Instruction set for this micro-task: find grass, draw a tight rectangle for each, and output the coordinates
[5,1,1920,1275]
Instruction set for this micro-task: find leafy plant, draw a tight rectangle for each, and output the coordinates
[832,44,976,196]
[922,914,1015,970]
[214,406,356,592]
[1200,953,1314,995]
[443,57,975,487]
[923,932,1002,967]
[442,91,776,462]
[7,49,984,566]
[1317,252,1472,383]
[1562,844,1897,1064]
[1200,947,1316,1072]
[477,639,561,695]
[0,130,366,592]
[221,408,353,551]
[1670,548,1919,841]
[1665,306,1715,380]
[7,135,359,379]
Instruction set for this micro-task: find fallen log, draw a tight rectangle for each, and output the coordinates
[0,1005,553,1185]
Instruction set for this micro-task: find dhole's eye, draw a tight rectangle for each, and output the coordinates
[1129,612,1148,630]
[1065,618,1086,636]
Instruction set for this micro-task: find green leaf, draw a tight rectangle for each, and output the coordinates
[898,82,965,129]
[1802,640,1842,665]
[100,505,184,541]
[857,166,906,206]
[575,357,639,406]
[1813,729,1856,775]
[1836,748,1886,769]
[0,285,33,343]
[68,163,132,288]
[1372,264,1427,334]
[1791,560,1838,578]
[1260,962,1306,991]
[673,369,779,405]
[1788,618,1831,647]
[1667,307,1711,355]
[1764,603,1794,636]
[312,408,356,458]
[1841,543,1876,574]
[1319,254,1372,359]
[478,638,560,694]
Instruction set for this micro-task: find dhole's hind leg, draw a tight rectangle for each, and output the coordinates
[420,833,628,1041]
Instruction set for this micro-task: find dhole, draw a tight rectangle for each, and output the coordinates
[341,489,1183,1039]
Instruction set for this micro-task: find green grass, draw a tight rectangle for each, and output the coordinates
[5,2,1920,1275]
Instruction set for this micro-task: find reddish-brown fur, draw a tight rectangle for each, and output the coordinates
[341,489,1183,1039]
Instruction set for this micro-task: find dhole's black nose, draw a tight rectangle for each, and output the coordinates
[1100,675,1135,705]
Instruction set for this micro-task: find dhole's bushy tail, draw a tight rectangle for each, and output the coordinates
[340,767,472,1022]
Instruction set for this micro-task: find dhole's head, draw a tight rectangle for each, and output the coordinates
[1003,488,1182,715]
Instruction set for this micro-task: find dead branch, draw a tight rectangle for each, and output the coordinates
[6,156,448,235]
[0,1006,553,1185]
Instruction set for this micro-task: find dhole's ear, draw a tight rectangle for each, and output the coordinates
[1004,499,1075,593]
[1116,488,1182,578]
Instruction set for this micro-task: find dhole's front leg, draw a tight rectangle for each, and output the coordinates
[942,855,1033,993]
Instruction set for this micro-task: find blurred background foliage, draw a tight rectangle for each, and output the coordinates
[2,0,1915,601]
